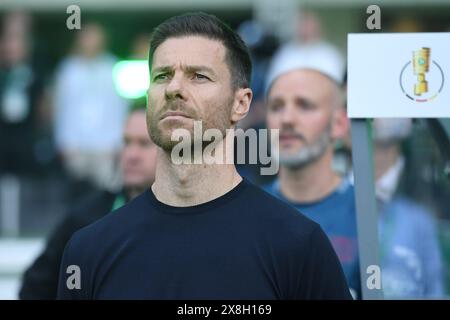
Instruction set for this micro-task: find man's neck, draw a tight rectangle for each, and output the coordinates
[126,187,144,201]
[151,144,242,207]
[278,149,341,203]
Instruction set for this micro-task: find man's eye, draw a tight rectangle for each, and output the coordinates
[193,73,209,81]
[153,74,169,82]
[299,103,314,111]
[269,104,283,112]
[295,98,315,111]
[123,139,130,146]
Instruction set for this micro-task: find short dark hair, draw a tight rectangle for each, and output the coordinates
[149,12,252,90]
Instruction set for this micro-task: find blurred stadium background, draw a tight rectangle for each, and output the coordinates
[0,0,449,299]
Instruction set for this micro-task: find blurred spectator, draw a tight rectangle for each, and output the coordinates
[19,106,157,299]
[52,22,128,192]
[389,17,424,33]
[235,20,278,184]
[0,11,48,176]
[263,66,360,299]
[129,32,150,60]
[373,118,444,298]
[266,11,345,92]
[236,20,278,131]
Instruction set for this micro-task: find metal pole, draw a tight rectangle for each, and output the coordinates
[350,119,384,300]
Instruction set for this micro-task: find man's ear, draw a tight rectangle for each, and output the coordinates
[331,105,349,141]
[230,88,253,125]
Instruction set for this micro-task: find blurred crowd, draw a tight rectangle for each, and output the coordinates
[0,9,449,300]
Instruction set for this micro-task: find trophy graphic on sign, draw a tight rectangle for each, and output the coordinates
[412,47,430,96]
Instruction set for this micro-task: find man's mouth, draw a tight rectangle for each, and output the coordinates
[160,111,192,120]
[280,134,302,141]
[279,133,306,148]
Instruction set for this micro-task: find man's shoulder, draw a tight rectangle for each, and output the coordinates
[389,196,437,230]
[330,178,357,213]
[244,180,320,238]
[67,190,116,223]
[336,178,355,198]
[246,179,301,212]
[65,191,149,255]
[261,179,277,193]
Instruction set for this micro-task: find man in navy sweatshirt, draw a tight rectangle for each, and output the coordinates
[57,12,351,300]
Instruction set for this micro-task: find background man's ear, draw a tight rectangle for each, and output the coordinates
[331,105,350,140]
[230,88,253,124]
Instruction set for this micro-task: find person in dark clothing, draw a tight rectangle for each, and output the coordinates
[0,12,48,176]
[19,190,117,299]
[57,12,352,300]
[58,178,351,299]
[19,108,157,299]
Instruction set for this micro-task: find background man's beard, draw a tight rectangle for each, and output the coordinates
[278,128,331,170]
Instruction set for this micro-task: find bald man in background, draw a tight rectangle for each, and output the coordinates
[264,68,360,299]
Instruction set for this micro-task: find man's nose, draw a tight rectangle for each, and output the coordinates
[280,104,296,125]
[123,145,140,162]
[165,73,186,101]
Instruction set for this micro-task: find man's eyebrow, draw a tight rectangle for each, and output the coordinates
[151,65,216,76]
[294,96,316,107]
[267,96,317,108]
[267,96,283,104]
[151,66,173,75]
[184,65,216,76]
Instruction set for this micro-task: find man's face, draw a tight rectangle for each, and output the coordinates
[77,23,105,57]
[147,36,236,152]
[266,69,340,168]
[121,111,157,189]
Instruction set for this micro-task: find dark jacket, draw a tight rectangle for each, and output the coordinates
[19,190,121,299]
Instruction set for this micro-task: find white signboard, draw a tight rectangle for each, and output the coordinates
[348,33,450,118]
